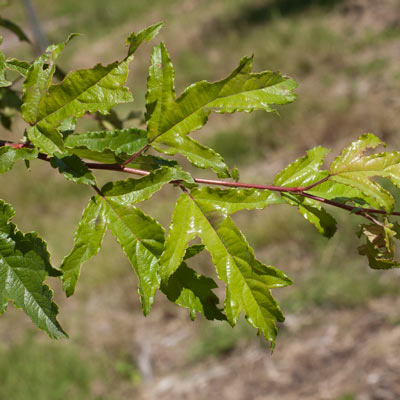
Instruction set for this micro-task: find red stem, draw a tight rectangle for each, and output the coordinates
[2,140,399,218]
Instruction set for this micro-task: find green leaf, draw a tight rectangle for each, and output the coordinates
[329,133,400,212]
[35,57,133,127]
[274,146,329,188]
[22,35,134,155]
[95,167,193,314]
[159,187,283,282]
[65,128,148,156]
[305,180,381,209]
[22,34,78,125]
[61,197,107,296]
[146,43,296,174]
[5,57,30,77]
[274,147,337,236]
[191,186,284,215]
[125,154,179,171]
[101,166,194,204]
[27,122,64,154]
[66,147,122,164]
[282,193,337,238]
[126,22,164,56]
[152,134,230,178]
[50,153,96,185]
[148,49,297,140]
[0,200,67,338]
[183,244,205,260]
[0,47,10,87]
[0,146,38,174]
[103,198,164,314]
[160,192,291,345]
[161,262,225,321]
[0,17,31,43]
[231,167,240,182]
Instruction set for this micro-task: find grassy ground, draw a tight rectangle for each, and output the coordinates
[1,0,400,398]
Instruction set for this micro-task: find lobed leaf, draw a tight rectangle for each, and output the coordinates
[274,146,329,188]
[329,134,400,212]
[0,200,66,338]
[274,147,337,236]
[160,192,291,346]
[146,43,296,175]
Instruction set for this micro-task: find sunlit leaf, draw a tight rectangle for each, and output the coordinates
[330,134,400,212]
[146,43,296,175]
[61,197,107,296]
[65,128,147,156]
[126,22,164,56]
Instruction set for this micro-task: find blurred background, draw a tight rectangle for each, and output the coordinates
[1,0,400,399]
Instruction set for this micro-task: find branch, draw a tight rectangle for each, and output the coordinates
[1,140,400,218]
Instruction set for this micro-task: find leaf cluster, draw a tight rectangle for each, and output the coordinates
[0,21,398,347]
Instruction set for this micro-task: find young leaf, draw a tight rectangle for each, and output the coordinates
[330,133,400,212]
[65,128,148,156]
[0,200,67,338]
[146,43,296,175]
[161,262,225,321]
[274,147,336,236]
[0,146,38,174]
[50,153,96,185]
[305,179,381,209]
[61,197,107,296]
[274,146,329,188]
